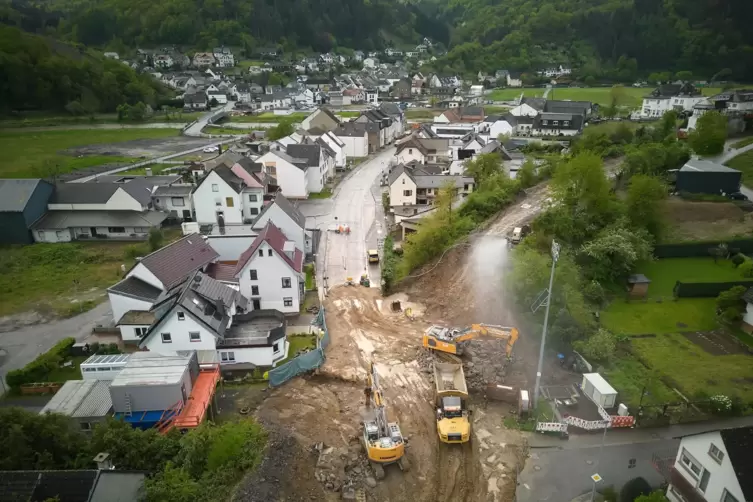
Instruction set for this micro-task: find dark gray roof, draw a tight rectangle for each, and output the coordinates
[0,470,99,502]
[534,113,583,131]
[136,234,219,289]
[108,276,163,301]
[52,183,120,204]
[286,144,320,167]
[413,175,472,189]
[388,164,413,186]
[544,100,591,115]
[627,274,651,284]
[253,193,305,229]
[0,179,49,212]
[89,471,146,502]
[184,93,207,104]
[31,210,167,229]
[720,426,753,501]
[681,160,739,173]
[378,102,402,117]
[333,122,368,137]
[316,138,336,157]
[522,97,547,110]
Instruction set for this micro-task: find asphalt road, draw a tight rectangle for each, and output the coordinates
[297,147,395,291]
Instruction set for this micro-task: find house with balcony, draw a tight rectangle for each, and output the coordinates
[663,426,752,502]
[641,82,704,118]
[688,89,753,130]
[395,137,451,164]
[192,160,272,225]
[388,163,474,221]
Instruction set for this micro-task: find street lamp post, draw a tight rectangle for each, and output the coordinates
[590,422,609,501]
[533,240,560,408]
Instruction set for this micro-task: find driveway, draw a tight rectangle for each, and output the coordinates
[708,139,753,199]
[0,303,113,396]
[298,148,395,291]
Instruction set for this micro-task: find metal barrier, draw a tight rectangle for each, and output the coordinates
[268,307,329,387]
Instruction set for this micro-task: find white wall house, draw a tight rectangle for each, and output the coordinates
[665,427,750,502]
[319,131,348,168]
[389,168,418,207]
[489,118,516,138]
[641,83,705,118]
[234,222,305,313]
[251,193,307,254]
[193,165,265,225]
[333,127,369,158]
[257,150,309,199]
[509,103,539,117]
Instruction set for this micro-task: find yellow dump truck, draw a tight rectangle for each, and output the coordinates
[434,361,471,444]
[367,249,379,263]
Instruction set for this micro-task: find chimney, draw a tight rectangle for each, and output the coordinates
[93,452,114,470]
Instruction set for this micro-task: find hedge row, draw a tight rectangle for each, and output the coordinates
[5,337,76,389]
[673,280,753,298]
[655,238,753,258]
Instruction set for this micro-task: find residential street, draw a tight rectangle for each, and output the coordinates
[0,303,113,396]
[298,147,395,291]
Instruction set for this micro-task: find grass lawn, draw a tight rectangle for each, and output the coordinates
[308,189,332,199]
[46,356,89,383]
[278,334,318,366]
[583,120,658,136]
[237,60,265,69]
[120,163,180,175]
[0,112,202,128]
[633,258,745,296]
[487,88,543,101]
[732,136,753,149]
[602,298,718,335]
[484,105,510,115]
[304,264,316,290]
[725,150,753,187]
[228,112,307,123]
[202,125,247,135]
[0,128,179,178]
[0,242,137,317]
[603,354,676,408]
[405,109,439,120]
[630,333,753,402]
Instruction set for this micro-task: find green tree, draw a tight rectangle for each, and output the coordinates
[88,418,181,472]
[464,153,503,186]
[517,160,537,188]
[635,491,670,502]
[144,464,203,502]
[625,175,667,238]
[578,222,653,283]
[129,101,147,121]
[674,70,693,81]
[148,228,164,251]
[605,84,627,117]
[689,111,728,156]
[573,328,616,363]
[620,477,652,502]
[266,120,295,140]
[658,110,678,140]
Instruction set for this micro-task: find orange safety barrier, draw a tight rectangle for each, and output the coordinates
[610,415,635,428]
[171,366,221,431]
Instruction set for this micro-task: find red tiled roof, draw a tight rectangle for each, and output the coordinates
[233,222,303,277]
[206,262,239,282]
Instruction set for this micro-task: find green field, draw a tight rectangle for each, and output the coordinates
[633,258,745,296]
[405,109,440,120]
[725,150,753,186]
[732,136,753,149]
[0,128,179,178]
[603,297,718,335]
[603,355,676,408]
[0,112,202,128]
[120,163,180,175]
[487,88,544,101]
[278,334,317,366]
[237,60,265,69]
[229,112,307,123]
[202,125,248,135]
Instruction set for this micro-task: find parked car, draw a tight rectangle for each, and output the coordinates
[203,146,219,153]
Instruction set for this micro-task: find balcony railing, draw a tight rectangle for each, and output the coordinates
[668,467,707,502]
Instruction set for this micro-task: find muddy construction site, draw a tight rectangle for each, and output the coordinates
[240,185,565,502]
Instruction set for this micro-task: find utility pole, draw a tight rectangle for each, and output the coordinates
[589,423,609,502]
[533,240,560,408]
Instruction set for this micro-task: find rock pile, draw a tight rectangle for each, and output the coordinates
[312,438,379,499]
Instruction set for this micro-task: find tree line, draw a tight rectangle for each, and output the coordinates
[0,26,169,115]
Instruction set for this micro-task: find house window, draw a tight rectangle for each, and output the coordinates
[258,250,263,257]
[564,121,570,126]
[282,277,292,288]
[135,327,148,337]
[249,208,259,215]
[55,231,65,239]
[251,286,259,295]
[171,197,185,207]
[403,190,412,196]
[189,332,201,342]
[542,120,548,125]
[80,422,92,431]
[212,184,219,192]
[37,231,45,240]
[708,443,724,464]
[250,269,258,280]
[161,333,172,343]
[552,120,559,126]
[216,200,222,206]
[284,297,293,307]
[268,249,273,256]
[408,148,413,154]
[273,342,280,352]
[680,448,703,479]
[220,351,236,362]
[249,194,258,202]
[108,227,126,233]
[226,197,234,207]
[177,312,185,321]
[722,489,740,502]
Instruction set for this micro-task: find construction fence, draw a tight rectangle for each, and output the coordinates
[268,308,329,387]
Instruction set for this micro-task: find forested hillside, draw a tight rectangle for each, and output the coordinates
[429,0,753,80]
[0,26,168,114]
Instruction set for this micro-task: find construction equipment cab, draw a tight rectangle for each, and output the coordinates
[367,249,379,263]
[423,324,519,359]
[362,362,409,479]
[434,361,471,444]
[511,227,523,244]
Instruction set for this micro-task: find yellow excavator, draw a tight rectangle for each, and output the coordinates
[362,362,410,480]
[422,324,519,359]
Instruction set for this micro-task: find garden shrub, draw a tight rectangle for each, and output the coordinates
[5,337,75,388]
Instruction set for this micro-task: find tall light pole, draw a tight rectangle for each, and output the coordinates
[533,240,560,408]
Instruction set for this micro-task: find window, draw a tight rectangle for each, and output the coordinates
[403,190,413,196]
[258,250,263,257]
[226,197,234,207]
[212,184,219,192]
[189,332,201,342]
[563,121,570,127]
[699,469,710,493]
[161,333,172,343]
[251,285,259,295]
[249,269,258,280]
[177,312,185,321]
[680,448,703,479]
[171,197,185,207]
[408,148,413,154]
[37,231,45,240]
[249,194,258,202]
[135,327,148,337]
[273,342,280,352]
[97,367,110,372]
[56,231,65,239]
[282,277,292,288]
[249,208,259,215]
[708,443,724,464]
[108,227,126,233]
[220,351,236,362]
[722,489,740,502]
[80,422,92,431]
[542,120,548,125]
[216,199,222,206]
[268,249,273,256]
[552,120,559,126]
[283,297,293,307]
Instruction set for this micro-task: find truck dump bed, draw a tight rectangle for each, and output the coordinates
[434,362,468,397]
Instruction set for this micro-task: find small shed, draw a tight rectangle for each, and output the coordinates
[39,380,113,431]
[80,354,131,381]
[676,160,742,195]
[581,373,617,409]
[627,274,651,299]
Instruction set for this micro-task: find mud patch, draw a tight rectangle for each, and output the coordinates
[681,330,749,356]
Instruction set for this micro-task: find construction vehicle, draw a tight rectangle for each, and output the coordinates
[423,324,519,359]
[362,362,409,479]
[510,227,523,244]
[367,249,379,263]
[434,361,471,444]
[360,273,370,287]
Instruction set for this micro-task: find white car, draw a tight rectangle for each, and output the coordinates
[202,146,219,153]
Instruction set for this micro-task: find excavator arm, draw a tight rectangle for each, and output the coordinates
[455,324,519,358]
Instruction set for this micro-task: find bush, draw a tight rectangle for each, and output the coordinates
[5,337,75,388]
[620,477,652,502]
[124,244,148,260]
[732,253,747,267]
[381,235,397,295]
[148,228,164,252]
[583,280,607,306]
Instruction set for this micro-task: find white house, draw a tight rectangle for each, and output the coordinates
[257,148,317,199]
[293,88,315,107]
[251,193,307,255]
[192,161,268,225]
[365,89,379,106]
[665,426,751,502]
[394,137,451,165]
[333,123,369,158]
[137,270,290,367]
[108,234,219,324]
[232,83,252,103]
[363,58,378,69]
[388,164,474,211]
[487,116,517,138]
[509,103,540,117]
[152,185,194,221]
[641,82,705,118]
[233,221,305,313]
[318,130,348,168]
[213,47,234,68]
[507,72,522,88]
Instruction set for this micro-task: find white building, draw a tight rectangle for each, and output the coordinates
[333,124,369,158]
[192,161,268,225]
[234,221,305,313]
[665,426,751,502]
[388,164,474,209]
[152,185,194,221]
[365,89,379,106]
[509,102,540,117]
[251,193,308,255]
[318,130,348,169]
[213,47,234,68]
[394,137,451,165]
[257,143,332,198]
[641,82,705,118]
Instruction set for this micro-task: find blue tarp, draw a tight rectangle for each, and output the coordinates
[269,307,329,387]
